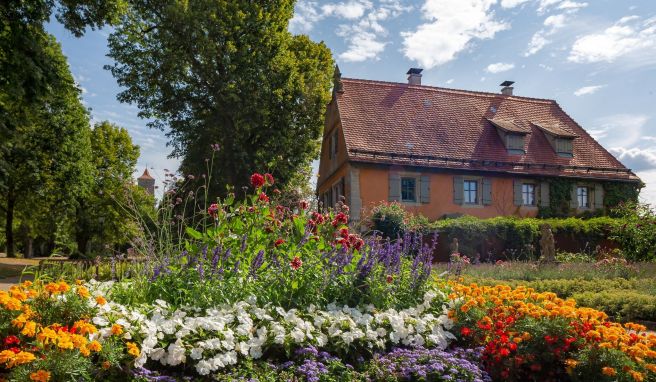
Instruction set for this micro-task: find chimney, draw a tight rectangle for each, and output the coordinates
[407,68,423,85]
[500,80,515,95]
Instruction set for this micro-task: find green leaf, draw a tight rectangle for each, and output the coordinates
[185,227,203,240]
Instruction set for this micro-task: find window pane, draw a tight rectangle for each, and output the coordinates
[401,178,416,202]
[522,184,535,205]
[577,187,588,208]
[464,180,478,204]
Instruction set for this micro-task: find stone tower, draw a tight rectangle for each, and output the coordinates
[137,168,155,195]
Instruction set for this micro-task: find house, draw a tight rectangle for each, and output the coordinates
[316,67,641,221]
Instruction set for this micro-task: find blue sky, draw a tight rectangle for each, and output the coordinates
[47,0,656,205]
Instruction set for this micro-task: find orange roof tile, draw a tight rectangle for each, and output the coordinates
[335,78,639,182]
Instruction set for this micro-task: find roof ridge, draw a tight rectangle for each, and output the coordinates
[340,77,557,104]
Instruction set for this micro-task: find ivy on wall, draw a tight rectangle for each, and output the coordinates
[537,179,642,218]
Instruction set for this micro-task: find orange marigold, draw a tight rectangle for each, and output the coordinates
[602,367,616,377]
[29,370,51,382]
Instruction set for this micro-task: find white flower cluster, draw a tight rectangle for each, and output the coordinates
[87,283,454,377]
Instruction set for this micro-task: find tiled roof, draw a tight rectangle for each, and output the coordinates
[488,118,530,134]
[532,122,578,138]
[335,78,639,182]
[138,168,154,180]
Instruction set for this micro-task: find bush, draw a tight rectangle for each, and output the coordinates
[571,290,656,322]
[369,202,407,239]
[610,202,656,261]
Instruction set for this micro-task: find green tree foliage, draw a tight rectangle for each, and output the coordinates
[105,0,334,201]
[74,121,154,256]
[0,34,93,257]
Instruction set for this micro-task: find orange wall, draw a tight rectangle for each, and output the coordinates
[356,166,540,220]
[317,100,348,191]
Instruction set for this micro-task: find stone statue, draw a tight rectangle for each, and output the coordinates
[539,224,556,263]
[449,238,459,254]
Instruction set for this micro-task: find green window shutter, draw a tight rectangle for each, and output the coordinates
[420,175,430,203]
[570,185,579,209]
[453,176,464,205]
[389,173,401,201]
[513,180,523,206]
[482,178,492,205]
[594,184,604,209]
[540,182,550,207]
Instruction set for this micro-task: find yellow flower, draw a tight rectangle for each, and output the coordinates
[95,296,107,306]
[29,370,51,382]
[74,321,98,335]
[21,321,37,337]
[57,281,70,293]
[126,342,140,357]
[602,367,616,377]
[88,341,102,352]
[111,324,123,336]
[630,370,644,382]
[37,328,59,345]
[9,351,36,368]
[0,350,15,365]
[76,286,90,298]
[79,345,91,357]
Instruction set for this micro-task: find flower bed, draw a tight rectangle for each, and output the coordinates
[449,282,656,381]
[2,172,655,381]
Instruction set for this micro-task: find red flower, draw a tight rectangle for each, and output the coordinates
[312,212,325,224]
[353,238,364,251]
[337,237,350,248]
[4,335,20,346]
[508,342,517,352]
[251,173,265,188]
[332,212,348,227]
[339,228,349,238]
[290,256,303,270]
[258,192,270,203]
[461,327,472,336]
[208,203,219,218]
[530,364,542,372]
[274,239,285,247]
[299,200,309,210]
[386,275,394,284]
[265,173,275,186]
[499,348,510,357]
[9,347,20,354]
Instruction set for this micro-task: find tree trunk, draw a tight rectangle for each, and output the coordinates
[75,202,89,256]
[5,187,15,257]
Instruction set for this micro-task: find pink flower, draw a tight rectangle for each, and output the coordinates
[299,200,309,210]
[251,173,265,188]
[207,203,219,218]
[258,192,270,203]
[331,212,348,227]
[265,173,275,186]
[290,256,303,270]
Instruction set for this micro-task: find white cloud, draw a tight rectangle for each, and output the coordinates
[445,78,455,84]
[539,63,554,71]
[609,147,656,172]
[592,114,649,148]
[573,84,606,96]
[524,12,574,56]
[336,1,410,62]
[401,0,508,69]
[289,1,323,33]
[636,169,656,206]
[568,15,656,64]
[322,1,372,20]
[486,62,515,73]
[500,0,531,8]
[525,31,550,55]
[544,14,567,28]
[557,1,588,11]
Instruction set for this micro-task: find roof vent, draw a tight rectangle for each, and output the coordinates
[407,68,423,85]
[500,80,514,96]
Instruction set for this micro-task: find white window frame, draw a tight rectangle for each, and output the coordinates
[400,177,417,203]
[577,186,590,209]
[522,183,536,206]
[463,179,479,205]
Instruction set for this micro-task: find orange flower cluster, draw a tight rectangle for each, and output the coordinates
[450,282,656,382]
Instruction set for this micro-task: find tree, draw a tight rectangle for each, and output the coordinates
[0,33,93,257]
[74,121,151,256]
[105,1,334,202]
[1,0,127,257]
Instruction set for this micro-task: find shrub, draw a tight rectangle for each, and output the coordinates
[369,202,407,239]
[610,202,656,261]
[571,290,656,322]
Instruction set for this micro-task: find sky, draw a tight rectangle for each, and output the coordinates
[47,0,656,205]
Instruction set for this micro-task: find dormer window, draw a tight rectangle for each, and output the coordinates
[533,123,577,158]
[487,118,530,155]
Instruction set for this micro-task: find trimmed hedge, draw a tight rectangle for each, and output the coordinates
[413,216,621,261]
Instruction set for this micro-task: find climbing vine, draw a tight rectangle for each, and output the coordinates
[603,181,643,215]
[538,178,574,218]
